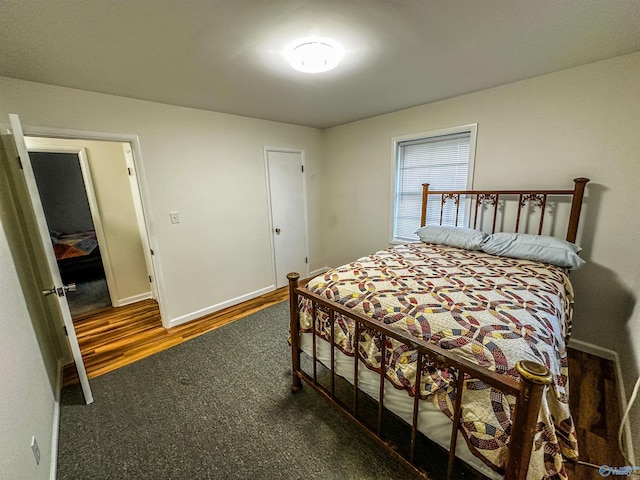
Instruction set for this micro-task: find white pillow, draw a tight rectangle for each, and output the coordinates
[480,232,585,269]
[415,225,488,251]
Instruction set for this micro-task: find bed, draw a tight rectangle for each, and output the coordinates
[287,178,589,480]
[52,230,105,284]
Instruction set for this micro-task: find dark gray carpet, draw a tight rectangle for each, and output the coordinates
[57,302,420,480]
[66,278,111,316]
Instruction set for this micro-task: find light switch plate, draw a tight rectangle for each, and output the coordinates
[170,211,180,224]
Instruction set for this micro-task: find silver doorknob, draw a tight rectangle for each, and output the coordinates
[42,284,76,297]
[275,228,281,235]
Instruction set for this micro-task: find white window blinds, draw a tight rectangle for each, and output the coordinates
[393,131,472,242]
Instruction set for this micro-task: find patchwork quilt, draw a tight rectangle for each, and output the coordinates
[53,230,99,260]
[299,243,578,480]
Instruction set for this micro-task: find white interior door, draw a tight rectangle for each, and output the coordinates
[266,149,308,288]
[8,114,93,404]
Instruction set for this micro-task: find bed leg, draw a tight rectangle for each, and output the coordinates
[505,360,553,480]
[287,272,302,392]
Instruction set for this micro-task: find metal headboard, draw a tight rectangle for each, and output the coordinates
[420,177,590,243]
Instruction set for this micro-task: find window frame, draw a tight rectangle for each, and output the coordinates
[390,123,478,244]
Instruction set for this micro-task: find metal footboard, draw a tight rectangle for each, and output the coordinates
[288,272,552,480]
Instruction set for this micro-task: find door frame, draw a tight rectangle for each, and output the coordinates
[122,143,156,306]
[25,142,120,307]
[263,146,310,287]
[16,123,167,323]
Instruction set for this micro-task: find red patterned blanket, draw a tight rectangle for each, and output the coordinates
[53,230,99,260]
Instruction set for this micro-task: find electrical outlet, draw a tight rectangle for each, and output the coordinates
[169,211,180,224]
[30,436,40,465]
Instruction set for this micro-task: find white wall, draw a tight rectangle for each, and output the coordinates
[0,213,58,480]
[323,52,640,457]
[0,76,325,326]
[625,278,640,460]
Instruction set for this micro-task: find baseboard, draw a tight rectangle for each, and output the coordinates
[308,266,330,277]
[165,285,275,329]
[568,338,635,464]
[49,359,63,480]
[568,338,617,361]
[116,291,153,307]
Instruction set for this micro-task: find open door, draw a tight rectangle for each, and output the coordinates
[8,114,93,404]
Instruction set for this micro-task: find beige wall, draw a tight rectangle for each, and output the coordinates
[83,140,150,303]
[25,137,151,304]
[323,52,640,457]
[0,76,325,325]
[625,279,640,459]
[0,78,322,478]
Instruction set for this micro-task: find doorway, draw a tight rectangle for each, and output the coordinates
[25,137,154,318]
[30,150,111,315]
[265,148,309,288]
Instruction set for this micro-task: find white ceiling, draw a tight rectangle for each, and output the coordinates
[1,1,639,128]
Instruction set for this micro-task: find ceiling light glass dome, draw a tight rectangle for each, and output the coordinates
[285,39,344,73]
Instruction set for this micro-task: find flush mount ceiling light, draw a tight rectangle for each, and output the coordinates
[285,38,345,73]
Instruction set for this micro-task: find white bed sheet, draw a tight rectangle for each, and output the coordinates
[300,332,501,480]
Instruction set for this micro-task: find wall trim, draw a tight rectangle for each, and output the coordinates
[166,268,329,329]
[308,267,330,278]
[117,291,153,307]
[49,359,63,480]
[166,285,275,329]
[568,338,635,464]
[568,338,616,361]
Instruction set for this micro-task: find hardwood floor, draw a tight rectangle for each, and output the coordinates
[63,286,289,385]
[64,290,627,478]
[565,350,627,479]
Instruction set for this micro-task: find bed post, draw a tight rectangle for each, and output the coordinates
[421,183,430,227]
[287,272,303,392]
[566,177,589,243]
[505,360,553,480]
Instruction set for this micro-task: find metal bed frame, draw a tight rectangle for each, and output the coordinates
[288,177,589,479]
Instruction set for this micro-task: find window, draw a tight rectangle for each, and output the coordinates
[392,124,477,242]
